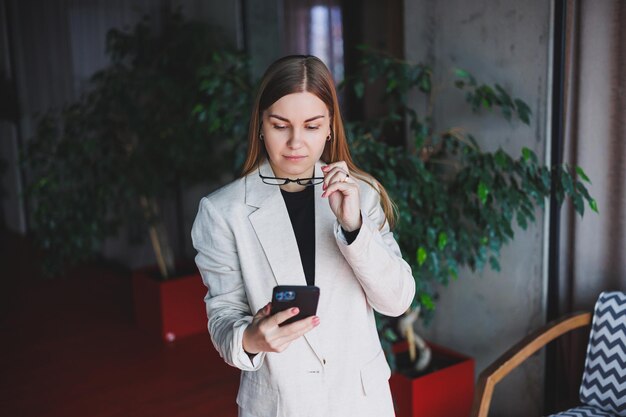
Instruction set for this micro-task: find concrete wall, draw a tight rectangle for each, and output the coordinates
[404,1,552,416]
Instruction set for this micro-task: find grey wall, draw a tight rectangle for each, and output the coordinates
[404,1,552,416]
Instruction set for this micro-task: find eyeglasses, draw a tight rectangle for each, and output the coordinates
[258,169,324,186]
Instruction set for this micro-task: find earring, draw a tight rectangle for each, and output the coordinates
[326,132,332,141]
[259,133,264,141]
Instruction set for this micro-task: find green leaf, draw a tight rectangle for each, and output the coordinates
[514,98,532,125]
[419,74,431,93]
[438,232,448,250]
[429,252,440,275]
[417,247,427,266]
[562,171,574,194]
[191,103,203,115]
[573,194,584,216]
[478,181,489,205]
[383,328,398,342]
[354,81,364,98]
[420,293,435,310]
[386,78,398,92]
[449,266,459,281]
[590,198,599,213]
[575,166,591,183]
[489,256,501,271]
[522,147,534,162]
[455,68,470,79]
[495,150,507,168]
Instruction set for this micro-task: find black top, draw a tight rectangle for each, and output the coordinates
[281,186,316,285]
[281,186,360,287]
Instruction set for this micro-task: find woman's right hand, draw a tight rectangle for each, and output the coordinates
[242,303,320,354]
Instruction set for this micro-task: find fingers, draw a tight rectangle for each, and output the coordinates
[321,179,358,199]
[260,311,320,353]
[322,162,350,189]
[271,306,301,326]
[322,160,349,173]
[247,302,321,354]
[324,169,350,188]
[254,302,272,319]
[272,316,320,350]
[322,162,355,199]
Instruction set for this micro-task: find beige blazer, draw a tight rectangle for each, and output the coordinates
[191,160,415,417]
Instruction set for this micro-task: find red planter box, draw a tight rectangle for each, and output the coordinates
[132,264,207,342]
[390,341,475,417]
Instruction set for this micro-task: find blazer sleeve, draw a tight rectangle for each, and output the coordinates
[334,185,415,317]
[191,197,267,371]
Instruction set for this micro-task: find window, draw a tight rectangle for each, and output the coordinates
[283,0,344,82]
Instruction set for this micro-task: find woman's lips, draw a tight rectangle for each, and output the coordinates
[284,155,306,161]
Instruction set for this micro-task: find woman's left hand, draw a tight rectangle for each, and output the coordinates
[321,161,362,231]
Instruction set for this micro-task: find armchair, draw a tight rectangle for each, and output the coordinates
[471,291,626,417]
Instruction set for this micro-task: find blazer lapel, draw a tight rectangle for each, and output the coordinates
[313,161,338,290]
[246,161,307,286]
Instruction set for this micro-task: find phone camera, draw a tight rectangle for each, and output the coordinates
[276,290,296,302]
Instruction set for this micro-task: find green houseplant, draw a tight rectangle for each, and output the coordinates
[340,48,597,371]
[22,7,251,280]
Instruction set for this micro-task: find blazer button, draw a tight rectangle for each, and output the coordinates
[323,359,326,365]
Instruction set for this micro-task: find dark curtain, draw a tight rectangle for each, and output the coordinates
[549,0,626,412]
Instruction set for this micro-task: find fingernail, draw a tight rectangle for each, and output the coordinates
[312,317,320,325]
[322,183,327,190]
[321,165,328,171]
[321,192,326,197]
[291,307,299,314]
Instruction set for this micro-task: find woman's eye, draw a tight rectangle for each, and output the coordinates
[306,125,320,130]
[273,125,287,130]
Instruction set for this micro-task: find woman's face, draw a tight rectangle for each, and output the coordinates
[261,91,330,180]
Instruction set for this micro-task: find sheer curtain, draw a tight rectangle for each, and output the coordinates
[551,0,626,411]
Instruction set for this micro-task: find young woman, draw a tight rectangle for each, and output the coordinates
[191,55,415,417]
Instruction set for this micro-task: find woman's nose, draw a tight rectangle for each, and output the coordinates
[287,128,304,148]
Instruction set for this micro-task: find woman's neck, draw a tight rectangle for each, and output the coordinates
[280,182,307,192]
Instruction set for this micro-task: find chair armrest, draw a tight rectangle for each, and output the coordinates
[470,312,592,417]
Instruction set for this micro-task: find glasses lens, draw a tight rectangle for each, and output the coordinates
[296,177,324,186]
[261,177,288,185]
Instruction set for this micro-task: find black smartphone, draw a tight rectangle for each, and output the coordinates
[270,285,320,326]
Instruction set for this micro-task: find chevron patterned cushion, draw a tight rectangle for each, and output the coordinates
[579,291,626,416]
[547,405,617,416]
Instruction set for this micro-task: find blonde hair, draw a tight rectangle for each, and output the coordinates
[240,55,397,229]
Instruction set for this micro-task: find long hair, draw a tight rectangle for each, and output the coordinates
[240,55,397,229]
